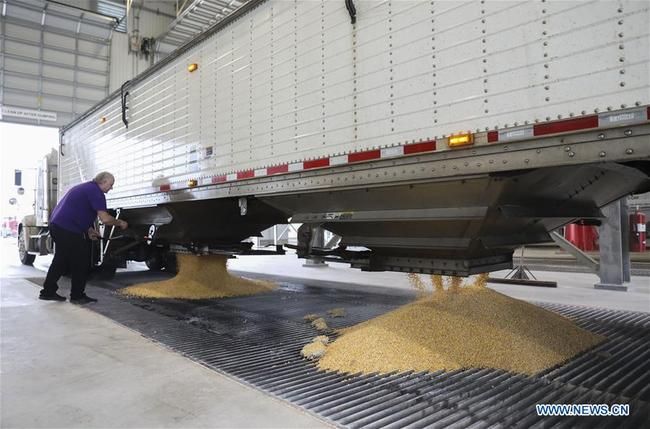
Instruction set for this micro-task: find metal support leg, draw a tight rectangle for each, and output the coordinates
[303,226,328,268]
[621,201,631,283]
[595,199,628,291]
[550,231,599,273]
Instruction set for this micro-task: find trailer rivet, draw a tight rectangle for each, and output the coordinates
[624,129,633,136]
[626,148,634,155]
[568,151,575,157]
[599,151,606,157]
[565,146,571,152]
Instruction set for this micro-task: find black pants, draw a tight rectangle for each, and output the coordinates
[43,224,92,299]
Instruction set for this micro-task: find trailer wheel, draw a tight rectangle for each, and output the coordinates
[145,254,164,271]
[163,252,178,274]
[18,229,36,266]
[97,264,117,279]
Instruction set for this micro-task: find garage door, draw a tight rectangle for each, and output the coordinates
[0,0,118,127]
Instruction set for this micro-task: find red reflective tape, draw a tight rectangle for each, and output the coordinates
[303,158,330,169]
[267,164,289,175]
[533,115,598,136]
[404,140,436,154]
[160,184,171,192]
[237,170,254,180]
[212,175,226,183]
[487,131,499,143]
[348,149,381,163]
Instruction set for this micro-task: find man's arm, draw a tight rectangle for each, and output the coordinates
[97,210,128,230]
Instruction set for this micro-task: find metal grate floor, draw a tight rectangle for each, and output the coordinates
[44,271,650,428]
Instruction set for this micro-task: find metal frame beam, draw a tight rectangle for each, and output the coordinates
[550,231,599,273]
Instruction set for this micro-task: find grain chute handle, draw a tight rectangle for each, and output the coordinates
[345,0,356,24]
[121,80,131,129]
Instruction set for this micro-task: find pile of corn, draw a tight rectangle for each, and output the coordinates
[120,254,276,299]
[316,274,604,376]
[301,335,330,360]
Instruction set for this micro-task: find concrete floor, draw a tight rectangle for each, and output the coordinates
[1,236,648,428]
[0,239,329,429]
[0,278,330,429]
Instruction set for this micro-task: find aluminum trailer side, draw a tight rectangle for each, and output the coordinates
[59,0,650,275]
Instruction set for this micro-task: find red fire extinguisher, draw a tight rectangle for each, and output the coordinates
[630,208,647,252]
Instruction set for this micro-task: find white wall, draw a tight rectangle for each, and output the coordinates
[108,3,174,93]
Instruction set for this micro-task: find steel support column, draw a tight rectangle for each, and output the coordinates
[0,0,6,108]
[72,16,82,118]
[595,198,629,291]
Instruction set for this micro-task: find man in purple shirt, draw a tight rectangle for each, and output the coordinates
[40,172,128,304]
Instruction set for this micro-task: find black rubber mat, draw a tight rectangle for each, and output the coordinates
[29,271,650,427]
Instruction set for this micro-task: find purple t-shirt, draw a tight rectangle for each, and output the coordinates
[50,181,107,234]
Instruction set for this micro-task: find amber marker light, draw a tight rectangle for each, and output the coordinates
[188,63,198,72]
[100,116,107,123]
[188,179,198,187]
[448,133,474,147]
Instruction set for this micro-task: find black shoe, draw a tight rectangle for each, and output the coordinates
[70,294,98,304]
[39,292,66,302]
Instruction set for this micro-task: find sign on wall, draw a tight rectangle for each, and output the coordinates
[0,105,57,122]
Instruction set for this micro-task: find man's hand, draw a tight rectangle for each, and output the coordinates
[97,210,128,230]
[87,227,102,241]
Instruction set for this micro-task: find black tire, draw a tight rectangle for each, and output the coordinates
[163,252,178,274]
[145,254,164,271]
[97,264,117,279]
[18,229,36,266]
